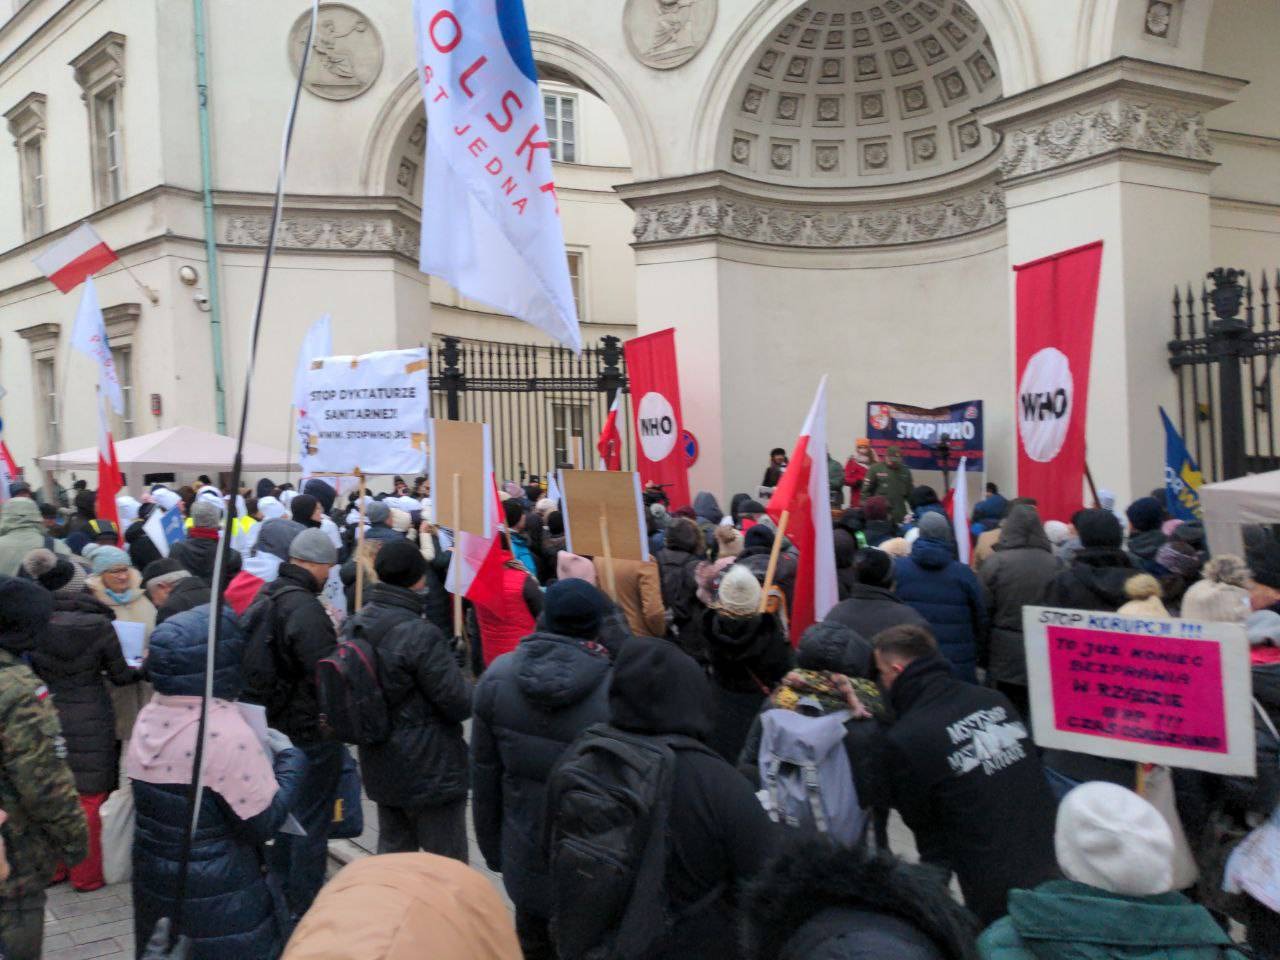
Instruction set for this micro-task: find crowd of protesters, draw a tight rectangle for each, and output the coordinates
[0,450,1273,960]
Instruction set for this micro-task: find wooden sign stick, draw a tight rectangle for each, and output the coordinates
[759,511,791,614]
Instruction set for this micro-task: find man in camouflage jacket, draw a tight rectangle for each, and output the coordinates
[0,576,88,960]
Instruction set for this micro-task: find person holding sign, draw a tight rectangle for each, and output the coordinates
[873,624,1056,925]
[86,547,156,744]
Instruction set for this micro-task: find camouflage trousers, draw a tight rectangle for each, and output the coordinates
[0,892,45,960]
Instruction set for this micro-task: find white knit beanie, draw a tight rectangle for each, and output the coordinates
[1182,555,1252,624]
[1055,782,1174,897]
[717,564,762,617]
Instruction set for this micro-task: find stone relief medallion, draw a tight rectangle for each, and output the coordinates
[289,3,383,101]
[624,0,718,70]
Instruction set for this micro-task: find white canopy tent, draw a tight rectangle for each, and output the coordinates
[1200,469,1280,558]
[38,426,298,493]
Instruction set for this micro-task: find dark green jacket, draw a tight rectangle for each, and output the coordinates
[978,880,1247,960]
[0,650,88,898]
[862,461,914,523]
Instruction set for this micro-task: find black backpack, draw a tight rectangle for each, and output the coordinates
[546,724,723,960]
[239,585,309,719]
[315,620,391,747]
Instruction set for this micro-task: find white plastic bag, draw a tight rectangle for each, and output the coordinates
[1144,764,1200,890]
[100,773,134,885]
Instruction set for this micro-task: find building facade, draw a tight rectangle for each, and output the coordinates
[1,0,1277,506]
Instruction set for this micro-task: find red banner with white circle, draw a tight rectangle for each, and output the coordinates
[623,329,691,510]
[1014,242,1103,523]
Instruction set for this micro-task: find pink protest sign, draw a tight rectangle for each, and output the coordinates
[1024,606,1255,776]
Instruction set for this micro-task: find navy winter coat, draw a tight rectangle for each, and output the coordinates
[131,606,307,960]
[471,631,612,918]
[893,539,987,682]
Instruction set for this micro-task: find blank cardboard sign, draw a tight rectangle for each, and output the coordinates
[560,469,648,563]
[429,419,490,536]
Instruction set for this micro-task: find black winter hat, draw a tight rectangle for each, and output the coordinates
[0,576,54,653]
[544,578,606,640]
[853,547,894,588]
[20,549,76,594]
[797,621,870,678]
[744,525,775,552]
[256,478,277,499]
[141,558,185,589]
[609,635,711,740]
[374,539,429,589]
[1248,535,1280,590]
[1075,508,1123,549]
[291,494,320,527]
[1126,496,1164,533]
[739,499,766,517]
[303,478,337,514]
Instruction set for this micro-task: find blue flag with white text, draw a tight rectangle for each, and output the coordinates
[1161,407,1203,522]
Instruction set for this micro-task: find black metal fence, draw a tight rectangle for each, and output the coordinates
[1169,267,1280,482]
[427,334,632,484]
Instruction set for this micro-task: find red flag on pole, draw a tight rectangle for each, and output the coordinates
[1014,242,1103,522]
[766,377,838,646]
[94,391,122,543]
[623,329,690,509]
[597,394,622,470]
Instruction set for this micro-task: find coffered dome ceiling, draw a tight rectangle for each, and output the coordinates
[723,0,1002,186]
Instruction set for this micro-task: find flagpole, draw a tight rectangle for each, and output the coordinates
[759,511,790,614]
[355,469,366,612]
[452,471,464,645]
[119,261,159,305]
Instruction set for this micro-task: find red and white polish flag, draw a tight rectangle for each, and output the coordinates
[597,394,622,471]
[767,376,838,646]
[32,223,118,294]
[94,390,122,544]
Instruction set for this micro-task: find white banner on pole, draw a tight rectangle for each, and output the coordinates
[298,348,429,476]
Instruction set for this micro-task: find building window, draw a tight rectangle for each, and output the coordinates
[95,89,123,203]
[110,345,134,438]
[566,251,585,320]
[543,92,576,163]
[37,358,57,450]
[551,402,586,468]
[70,32,127,208]
[4,92,47,240]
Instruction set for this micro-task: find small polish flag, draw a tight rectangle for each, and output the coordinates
[597,394,622,471]
[32,223,118,294]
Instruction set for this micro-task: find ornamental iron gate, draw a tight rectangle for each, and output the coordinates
[427,335,632,485]
[1169,267,1280,483]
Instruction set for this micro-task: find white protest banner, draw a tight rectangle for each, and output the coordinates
[1023,605,1254,776]
[298,348,429,476]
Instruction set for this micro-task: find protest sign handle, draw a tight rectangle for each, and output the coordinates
[355,470,366,612]
[452,472,464,643]
[599,507,617,601]
[759,511,791,614]
[1084,457,1101,509]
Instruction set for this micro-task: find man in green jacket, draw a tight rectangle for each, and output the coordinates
[0,498,70,577]
[0,577,89,959]
[861,445,914,524]
[979,781,1246,960]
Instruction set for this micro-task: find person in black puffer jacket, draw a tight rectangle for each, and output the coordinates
[1125,496,1168,576]
[742,836,981,960]
[25,550,140,892]
[471,579,613,960]
[169,499,242,584]
[700,565,793,763]
[127,605,306,960]
[141,559,210,625]
[349,541,472,860]
[737,621,889,833]
[657,517,705,646]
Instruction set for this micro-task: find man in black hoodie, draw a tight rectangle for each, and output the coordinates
[600,636,776,958]
[874,623,1056,925]
[471,579,613,960]
[1042,508,1134,612]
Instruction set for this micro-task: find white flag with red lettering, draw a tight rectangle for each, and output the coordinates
[33,223,118,294]
[72,278,125,416]
[414,0,581,351]
[766,377,838,645]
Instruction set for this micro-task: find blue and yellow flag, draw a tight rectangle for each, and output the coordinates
[1161,407,1204,522]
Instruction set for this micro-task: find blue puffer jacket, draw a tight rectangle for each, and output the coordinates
[894,539,987,682]
[131,606,307,960]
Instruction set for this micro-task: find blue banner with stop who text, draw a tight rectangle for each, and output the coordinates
[865,400,984,472]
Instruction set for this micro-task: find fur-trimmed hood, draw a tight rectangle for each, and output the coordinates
[742,837,980,960]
